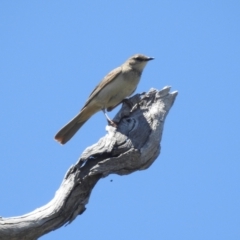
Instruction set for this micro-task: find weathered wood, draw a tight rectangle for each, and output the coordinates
[0,87,177,240]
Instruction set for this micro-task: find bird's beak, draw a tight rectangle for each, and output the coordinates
[147,57,154,61]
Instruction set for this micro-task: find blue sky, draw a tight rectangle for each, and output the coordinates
[0,1,240,239]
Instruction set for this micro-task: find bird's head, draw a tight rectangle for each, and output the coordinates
[126,54,154,71]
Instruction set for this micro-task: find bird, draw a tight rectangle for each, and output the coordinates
[54,54,154,144]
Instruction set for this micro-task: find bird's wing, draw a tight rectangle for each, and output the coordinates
[82,66,122,108]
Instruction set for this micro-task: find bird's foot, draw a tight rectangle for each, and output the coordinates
[102,109,117,127]
[121,98,133,109]
[107,119,118,128]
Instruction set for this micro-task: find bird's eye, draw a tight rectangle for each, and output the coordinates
[134,57,143,61]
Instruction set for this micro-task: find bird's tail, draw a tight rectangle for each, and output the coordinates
[54,115,87,144]
[55,104,100,144]
[55,106,93,144]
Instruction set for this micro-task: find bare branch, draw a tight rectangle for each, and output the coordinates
[0,87,178,240]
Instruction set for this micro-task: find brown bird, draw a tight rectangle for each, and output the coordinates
[55,54,154,144]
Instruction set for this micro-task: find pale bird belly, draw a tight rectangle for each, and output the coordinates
[95,74,140,108]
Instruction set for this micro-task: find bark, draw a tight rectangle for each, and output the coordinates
[0,87,178,240]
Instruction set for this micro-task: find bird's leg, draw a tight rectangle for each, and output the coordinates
[121,98,134,109]
[102,109,117,127]
[122,98,139,113]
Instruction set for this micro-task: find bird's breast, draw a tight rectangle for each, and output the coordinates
[95,70,141,108]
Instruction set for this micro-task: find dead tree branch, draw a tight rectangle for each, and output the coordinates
[0,87,178,240]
